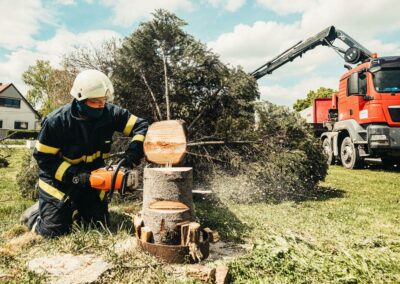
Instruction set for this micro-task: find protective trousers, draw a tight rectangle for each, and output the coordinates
[28,187,109,238]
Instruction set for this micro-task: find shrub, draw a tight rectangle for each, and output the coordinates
[6,130,39,140]
[16,150,39,200]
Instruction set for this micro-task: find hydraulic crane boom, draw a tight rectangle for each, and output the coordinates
[251,26,373,80]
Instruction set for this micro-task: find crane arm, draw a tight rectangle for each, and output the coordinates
[251,26,372,80]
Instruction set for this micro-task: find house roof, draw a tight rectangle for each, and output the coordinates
[0,83,41,119]
[0,83,11,93]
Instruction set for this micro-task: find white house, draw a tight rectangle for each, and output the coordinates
[0,83,41,130]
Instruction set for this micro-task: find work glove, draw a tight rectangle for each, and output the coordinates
[71,171,91,188]
[124,150,142,168]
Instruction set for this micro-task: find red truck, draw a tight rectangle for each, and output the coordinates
[252,26,400,169]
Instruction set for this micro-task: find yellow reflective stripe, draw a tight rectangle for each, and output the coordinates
[36,142,60,154]
[63,156,83,165]
[86,151,101,163]
[63,151,102,164]
[55,161,72,181]
[123,115,138,136]
[102,152,110,159]
[132,134,145,142]
[38,179,65,201]
[99,190,106,201]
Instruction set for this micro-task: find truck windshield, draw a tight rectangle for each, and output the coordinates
[373,69,400,93]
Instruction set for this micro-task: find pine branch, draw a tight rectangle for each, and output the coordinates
[185,151,226,163]
[187,140,256,146]
[188,88,223,130]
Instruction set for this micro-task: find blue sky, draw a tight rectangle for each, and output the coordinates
[1,0,400,107]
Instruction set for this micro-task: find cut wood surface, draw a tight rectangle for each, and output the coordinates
[144,120,187,165]
[140,227,153,243]
[215,266,230,284]
[133,215,143,238]
[149,201,189,210]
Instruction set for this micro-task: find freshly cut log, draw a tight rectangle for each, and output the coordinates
[133,215,143,238]
[144,120,187,165]
[143,167,194,215]
[140,227,153,242]
[215,266,230,284]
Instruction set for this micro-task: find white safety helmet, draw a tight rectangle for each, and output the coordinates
[70,69,114,102]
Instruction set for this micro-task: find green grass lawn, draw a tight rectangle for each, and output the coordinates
[0,149,399,283]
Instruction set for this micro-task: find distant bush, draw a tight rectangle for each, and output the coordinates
[16,150,39,200]
[7,130,39,140]
[1,139,27,145]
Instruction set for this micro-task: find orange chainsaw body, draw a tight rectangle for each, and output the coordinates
[90,168,125,191]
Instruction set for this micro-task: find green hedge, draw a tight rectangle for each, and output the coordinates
[6,129,39,140]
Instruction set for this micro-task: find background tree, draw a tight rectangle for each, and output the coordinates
[293,87,335,111]
[113,9,258,142]
[63,39,118,74]
[22,60,76,116]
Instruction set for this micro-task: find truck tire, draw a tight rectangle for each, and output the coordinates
[322,138,334,165]
[340,137,364,169]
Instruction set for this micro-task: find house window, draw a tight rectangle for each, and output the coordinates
[14,121,28,129]
[0,97,21,108]
[0,120,2,128]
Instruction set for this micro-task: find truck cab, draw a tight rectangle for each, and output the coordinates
[323,56,400,168]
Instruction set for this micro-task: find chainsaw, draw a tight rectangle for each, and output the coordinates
[89,158,138,200]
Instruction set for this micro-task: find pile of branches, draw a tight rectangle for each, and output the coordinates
[187,102,327,203]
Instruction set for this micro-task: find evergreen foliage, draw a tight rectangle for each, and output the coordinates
[293,87,335,111]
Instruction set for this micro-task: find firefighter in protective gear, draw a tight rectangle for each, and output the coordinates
[24,69,148,238]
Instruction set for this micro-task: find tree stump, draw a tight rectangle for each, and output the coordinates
[142,167,195,244]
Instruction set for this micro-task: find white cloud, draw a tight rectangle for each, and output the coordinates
[0,0,52,49]
[101,0,193,27]
[259,76,338,107]
[208,0,246,12]
[0,29,122,96]
[208,21,336,75]
[256,0,317,15]
[55,0,76,5]
[35,29,121,59]
[208,0,400,106]
[300,0,400,39]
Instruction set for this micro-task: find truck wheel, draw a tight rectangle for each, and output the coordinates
[322,138,334,165]
[340,137,364,169]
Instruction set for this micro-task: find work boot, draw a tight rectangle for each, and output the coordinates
[20,202,39,230]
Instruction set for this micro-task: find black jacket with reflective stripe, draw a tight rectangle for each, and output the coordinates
[33,100,148,198]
